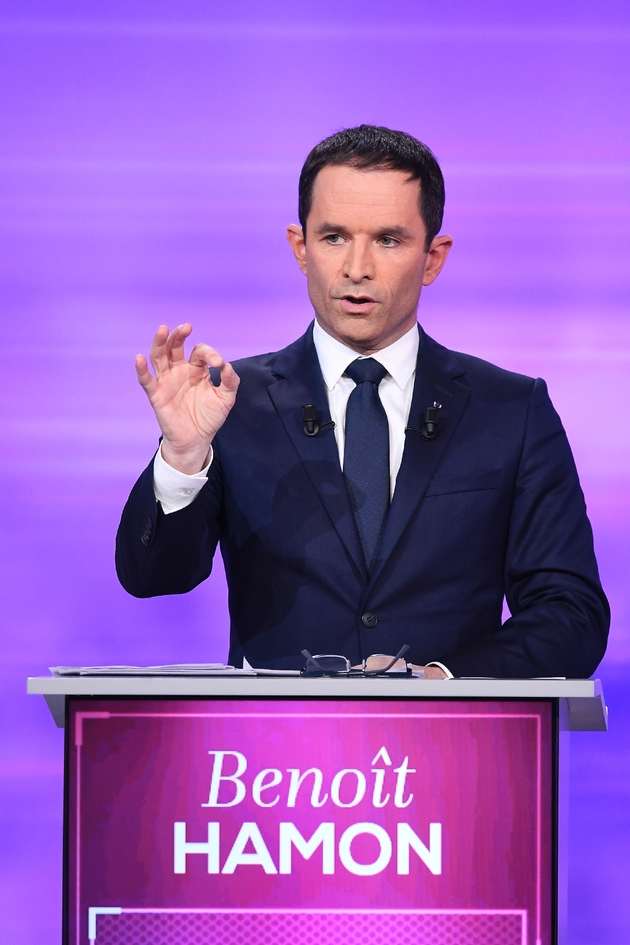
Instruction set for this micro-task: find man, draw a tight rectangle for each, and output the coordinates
[116,125,609,677]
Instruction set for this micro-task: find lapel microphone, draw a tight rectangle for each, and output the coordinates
[421,405,440,439]
[302,404,335,437]
[406,402,442,440]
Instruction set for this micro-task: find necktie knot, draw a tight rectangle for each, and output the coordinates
[344,357,388,387]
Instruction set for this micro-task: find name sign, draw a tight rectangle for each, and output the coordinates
[67,698,552,944]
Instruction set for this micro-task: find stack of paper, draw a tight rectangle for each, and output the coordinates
[49,663,304,677]
[50,664,254,676]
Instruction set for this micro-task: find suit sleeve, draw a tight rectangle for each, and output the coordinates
[115,451,222,598]
[442,378,610,678]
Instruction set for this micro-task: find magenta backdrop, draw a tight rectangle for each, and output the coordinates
[0,2,629,943]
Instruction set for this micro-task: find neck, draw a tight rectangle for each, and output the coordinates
[315,319,418,355]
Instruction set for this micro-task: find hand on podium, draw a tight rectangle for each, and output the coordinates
[353,656,448,678]
[418,665,448,679]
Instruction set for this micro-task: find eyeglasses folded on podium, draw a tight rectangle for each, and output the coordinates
[301,645,414,677]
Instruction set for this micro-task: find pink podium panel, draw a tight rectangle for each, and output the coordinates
[66,697,554,945]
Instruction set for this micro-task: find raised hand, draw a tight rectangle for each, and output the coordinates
[135,324,240,474]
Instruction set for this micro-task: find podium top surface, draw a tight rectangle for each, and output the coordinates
[27,675,607,730]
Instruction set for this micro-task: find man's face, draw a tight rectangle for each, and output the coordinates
[287,164,452,353]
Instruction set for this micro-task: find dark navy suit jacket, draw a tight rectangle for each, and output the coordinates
[116,324,609,676]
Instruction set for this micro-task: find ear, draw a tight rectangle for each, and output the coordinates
[422,234,453,286]
[286,224,308,275]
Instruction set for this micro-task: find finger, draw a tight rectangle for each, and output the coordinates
[189,343,226,370]
[149,325,170,377]
[165,323,193,365]
[135,354,158,397]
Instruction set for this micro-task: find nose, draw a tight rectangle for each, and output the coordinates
[342,238,375,283]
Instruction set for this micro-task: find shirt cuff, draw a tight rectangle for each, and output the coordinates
[426,661,454,679]
[153,443,213,514]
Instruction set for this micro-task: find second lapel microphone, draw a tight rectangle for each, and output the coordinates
[406,402,442,440]
[302,404,336,437]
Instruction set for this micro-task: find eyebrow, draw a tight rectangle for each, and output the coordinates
[374,225,412,239]
[314,222,413,239]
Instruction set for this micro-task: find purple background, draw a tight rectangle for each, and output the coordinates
[69,700,550,945]
[0,1,628,942]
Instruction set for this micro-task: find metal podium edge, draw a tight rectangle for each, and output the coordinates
[27,676,607,731]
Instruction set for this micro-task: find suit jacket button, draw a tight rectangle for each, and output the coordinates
[362,612,378,628]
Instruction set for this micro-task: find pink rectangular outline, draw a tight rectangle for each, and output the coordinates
[90,906,528,945]
[72,705,546,945]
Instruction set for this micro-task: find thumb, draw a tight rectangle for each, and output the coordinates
[218,362,240,393]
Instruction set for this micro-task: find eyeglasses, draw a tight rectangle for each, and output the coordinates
[301,645,410,677]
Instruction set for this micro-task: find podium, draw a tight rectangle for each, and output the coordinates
[28,675,607,945]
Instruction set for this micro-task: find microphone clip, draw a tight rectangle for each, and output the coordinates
[302,404,335,437]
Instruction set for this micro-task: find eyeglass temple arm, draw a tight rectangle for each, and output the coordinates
[301,649,327,673]
[364,644,410,675]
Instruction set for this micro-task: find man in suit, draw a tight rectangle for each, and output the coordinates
[116,125,609,677]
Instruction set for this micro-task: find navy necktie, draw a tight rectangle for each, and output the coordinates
[343,357,390,573]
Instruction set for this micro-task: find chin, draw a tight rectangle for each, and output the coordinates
[338,325,376,342]
[341,335,381,354]
[337,317,379,336]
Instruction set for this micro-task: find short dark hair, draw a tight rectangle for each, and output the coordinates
[298,125,445,250]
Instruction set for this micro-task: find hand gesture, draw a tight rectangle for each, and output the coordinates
[135,324,240,474]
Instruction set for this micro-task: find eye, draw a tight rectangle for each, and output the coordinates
[324,234,344,244]
[379,236,399,247]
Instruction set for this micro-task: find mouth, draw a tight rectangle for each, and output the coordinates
[338,294,378,312]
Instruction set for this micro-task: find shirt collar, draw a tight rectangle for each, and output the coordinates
[313,319,419,391]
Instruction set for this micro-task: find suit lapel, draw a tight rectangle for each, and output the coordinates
[267,327,367,580]
[368,329,471,588]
